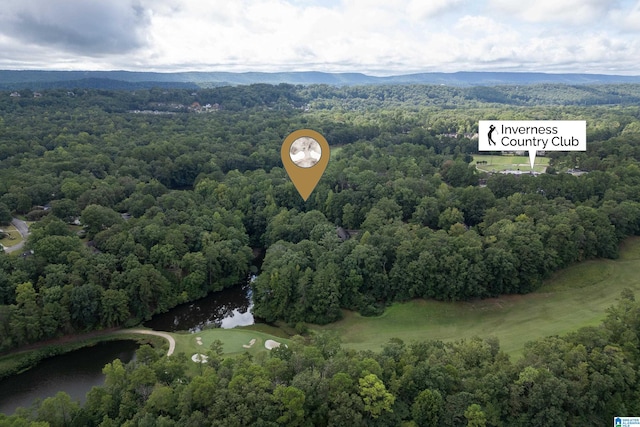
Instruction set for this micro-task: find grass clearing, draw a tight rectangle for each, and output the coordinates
[0,225,23,248]
[313,237,640,359]
[171,328,291,359]
[240,322,293,339]
[473,154,549,173]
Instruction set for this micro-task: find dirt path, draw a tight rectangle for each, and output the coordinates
[124,329,176,356]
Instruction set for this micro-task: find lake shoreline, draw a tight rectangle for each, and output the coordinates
[0,329,162,381]
[1,279,256,381]
[0,339,140,415]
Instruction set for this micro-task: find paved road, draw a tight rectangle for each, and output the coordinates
[11,218,29,237]
[3,218,30,254]
[124,329,176,356]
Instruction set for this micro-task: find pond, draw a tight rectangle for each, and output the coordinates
[143,280,255,332]
[0,279,256,415]
[0,340,139,415]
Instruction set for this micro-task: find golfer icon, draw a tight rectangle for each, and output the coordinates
[488,125,497,145]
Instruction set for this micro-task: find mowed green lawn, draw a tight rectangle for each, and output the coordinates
[0,225,23,248]
[473,154,550,173]
[313,237,640,359]
[171,328,291,358]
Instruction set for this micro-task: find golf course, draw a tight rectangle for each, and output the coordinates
[4,237,638,373]
[312,236,640,358]
[473,153,550,173]
[156,236,640,360]
[168,328,291,358]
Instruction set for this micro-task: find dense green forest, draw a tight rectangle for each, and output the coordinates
[2,291,640,426]
[2,83,640,424]
[2,84,640,350]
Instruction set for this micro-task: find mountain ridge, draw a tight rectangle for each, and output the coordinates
[1,70,640,89]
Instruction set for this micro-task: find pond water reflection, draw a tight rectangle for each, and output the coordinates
[143,281,254,332]
[0,280,255,415]
[0,340,138,415]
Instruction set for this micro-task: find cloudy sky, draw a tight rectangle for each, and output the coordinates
[0,0,639,75]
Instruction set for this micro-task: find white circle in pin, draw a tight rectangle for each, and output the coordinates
[289,137,322,168]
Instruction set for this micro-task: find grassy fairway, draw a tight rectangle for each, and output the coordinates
[314,237,640,359]
[171,328,291,358]
[473,154,550,173]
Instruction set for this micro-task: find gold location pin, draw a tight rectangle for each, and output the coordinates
[281,129,330,201]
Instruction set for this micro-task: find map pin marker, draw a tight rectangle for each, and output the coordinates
[281,129,330,201]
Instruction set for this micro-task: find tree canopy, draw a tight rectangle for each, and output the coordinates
[0,84,639,346]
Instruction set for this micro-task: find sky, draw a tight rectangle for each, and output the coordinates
[0,0,639,75]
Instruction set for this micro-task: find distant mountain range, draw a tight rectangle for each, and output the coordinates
[1,70,640,90]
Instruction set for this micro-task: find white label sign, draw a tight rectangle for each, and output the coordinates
[478,120,586,168]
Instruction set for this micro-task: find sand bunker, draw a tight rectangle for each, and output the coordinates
[196,336,203,345]
[264,339,282,350]
[242,338,257,349]
[191,353,208,363]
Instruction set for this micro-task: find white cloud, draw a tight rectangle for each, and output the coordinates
[490,0,616,25]
[609,1,640,31]
[407,0,465,21]
[0,0,638,74]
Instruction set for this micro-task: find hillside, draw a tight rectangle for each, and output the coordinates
[1,70,640,90]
